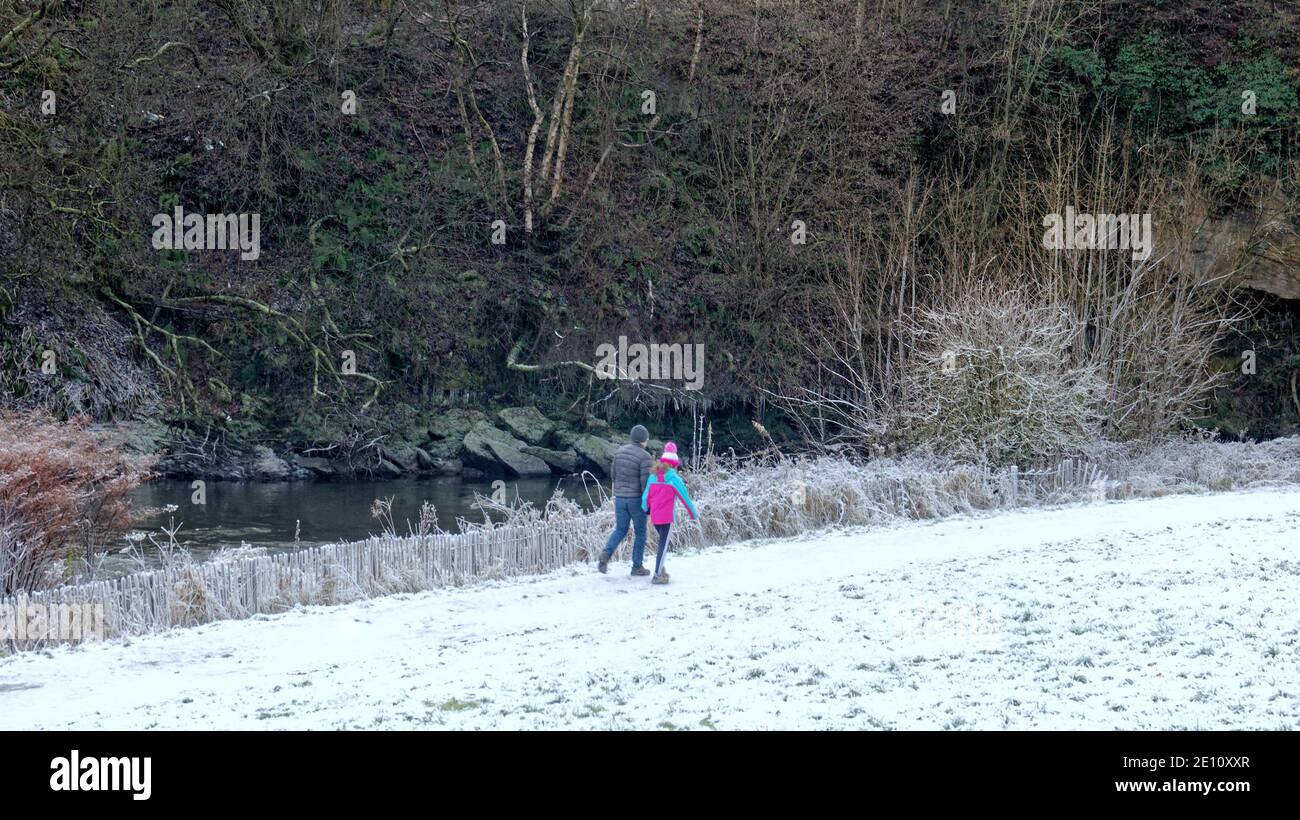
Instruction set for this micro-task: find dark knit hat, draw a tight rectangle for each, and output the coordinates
[630,424,649,444]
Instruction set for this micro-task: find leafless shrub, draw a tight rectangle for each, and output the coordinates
[896,284,1107,465]
[774,114,1251,462]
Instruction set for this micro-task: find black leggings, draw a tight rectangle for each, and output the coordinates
[653,523,672,575]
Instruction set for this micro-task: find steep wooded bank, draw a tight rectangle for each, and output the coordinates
[2,0,1298,475]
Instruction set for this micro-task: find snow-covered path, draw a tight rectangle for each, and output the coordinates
[3,488,1299,730]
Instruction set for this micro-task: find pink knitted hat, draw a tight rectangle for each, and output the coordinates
[659,441,680,465]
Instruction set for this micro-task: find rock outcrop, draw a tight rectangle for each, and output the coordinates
[496,406,555,446]
[461,422,552,477]
[572,434,620,477]
[521,445,581,474]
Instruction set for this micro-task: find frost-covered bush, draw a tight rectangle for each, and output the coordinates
[895,288,1107,465]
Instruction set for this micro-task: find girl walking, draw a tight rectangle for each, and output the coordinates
[640,442,698,585]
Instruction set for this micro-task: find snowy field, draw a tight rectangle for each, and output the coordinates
[2,487,1299,730]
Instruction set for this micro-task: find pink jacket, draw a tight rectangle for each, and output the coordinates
[641,468,699,526]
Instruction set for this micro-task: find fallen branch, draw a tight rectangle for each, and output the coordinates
[506,339,685,399]
[120,41,202,70]
[506,339,600,375]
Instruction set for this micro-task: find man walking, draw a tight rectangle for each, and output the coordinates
[597,424,653,575]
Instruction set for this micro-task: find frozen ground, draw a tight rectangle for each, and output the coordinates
[2,488,1298,730]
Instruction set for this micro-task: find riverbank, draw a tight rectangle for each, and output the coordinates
[11,435,1300,642]
[3,487,1297,730]
[101,406,694,483]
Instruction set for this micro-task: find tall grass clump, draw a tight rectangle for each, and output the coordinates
[667,435,1300,552]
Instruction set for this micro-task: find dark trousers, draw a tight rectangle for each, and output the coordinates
[653,523,672,575]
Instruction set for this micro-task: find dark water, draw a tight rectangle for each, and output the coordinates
[128,476,608,557]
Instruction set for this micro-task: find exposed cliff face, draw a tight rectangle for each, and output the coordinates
[1176,191,1300,301]
[1240,230,1300,302]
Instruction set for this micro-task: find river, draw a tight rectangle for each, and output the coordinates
[126,475,608,559]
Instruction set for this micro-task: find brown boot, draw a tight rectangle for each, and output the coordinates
[651,571,670,585]
[631,566,651,577]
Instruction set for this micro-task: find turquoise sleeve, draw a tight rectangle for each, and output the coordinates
[668,473,698,519]
[641,475,653,512]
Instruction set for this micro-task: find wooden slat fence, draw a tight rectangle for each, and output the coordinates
[3,458,1110,649]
